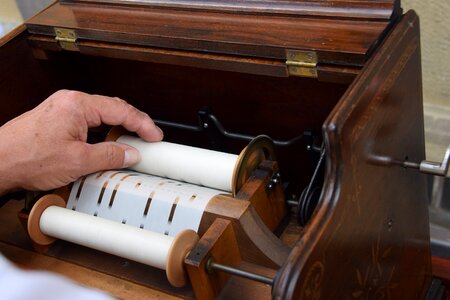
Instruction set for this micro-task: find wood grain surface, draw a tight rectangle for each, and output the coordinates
[273,10,431,299]
[26,1,394,66]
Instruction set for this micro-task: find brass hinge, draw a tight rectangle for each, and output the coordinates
[54,28,78,51]
[286,50,318,78]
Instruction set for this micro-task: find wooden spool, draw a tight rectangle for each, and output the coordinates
[27,194,199,287]
[106,126,275,196]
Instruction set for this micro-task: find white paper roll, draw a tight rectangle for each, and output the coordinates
[117,135,238,192]
[66,170,219,236]
[40,206,172,270]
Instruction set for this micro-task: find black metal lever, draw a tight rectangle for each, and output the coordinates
[153,108,304,147]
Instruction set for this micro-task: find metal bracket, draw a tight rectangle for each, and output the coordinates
[286,50,318,78]
[370,144,450,177]
[266,172,281,192]
[206,257,273,285]
[54,28,78,51]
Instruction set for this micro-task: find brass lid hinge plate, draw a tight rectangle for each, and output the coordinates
[286,50,318,78]
[54,28,78,51]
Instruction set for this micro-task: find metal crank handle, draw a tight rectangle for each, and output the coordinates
[370,144,449,177]
[403,144,450,176]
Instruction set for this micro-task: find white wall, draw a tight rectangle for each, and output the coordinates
[402,1,450,169]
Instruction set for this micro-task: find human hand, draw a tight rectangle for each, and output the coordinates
[0,90,163,194]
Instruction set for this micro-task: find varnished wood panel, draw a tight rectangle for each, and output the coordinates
[432,256,450,299]
[274,10,430,299]
[65,0,400,20]
[433,256,450,283]
[26,1,392,66]
[186,218,241,299]
[27,35,291,78]
[0,27,86,126]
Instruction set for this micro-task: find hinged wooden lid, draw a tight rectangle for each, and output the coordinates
[26,0,401,76]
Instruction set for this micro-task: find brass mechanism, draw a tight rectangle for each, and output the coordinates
[54,28,78,51]
[286,50,318,78]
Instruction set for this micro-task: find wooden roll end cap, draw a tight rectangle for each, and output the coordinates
[166,229,199,287]
[27,194,66,246]
[105,126,128,142]
[232,135,276,196]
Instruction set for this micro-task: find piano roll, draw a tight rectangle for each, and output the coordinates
[27,135,275,287]
[117,135,239,192]
[66,170,220,237]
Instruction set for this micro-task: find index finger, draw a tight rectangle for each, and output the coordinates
[78,92,163,142]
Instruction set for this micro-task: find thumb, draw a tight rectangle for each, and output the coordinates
[82,142,141,173]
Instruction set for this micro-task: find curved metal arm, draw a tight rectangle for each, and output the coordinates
[153,108,304,147]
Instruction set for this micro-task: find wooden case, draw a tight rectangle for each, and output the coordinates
[0,0,431,299]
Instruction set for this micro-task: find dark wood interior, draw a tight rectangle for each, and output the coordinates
[1,28,350,195]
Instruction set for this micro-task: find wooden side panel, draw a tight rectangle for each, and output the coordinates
[185,218,241,300]
[273,10,430,299]
[0,27,79,125]
[0,28,48,125]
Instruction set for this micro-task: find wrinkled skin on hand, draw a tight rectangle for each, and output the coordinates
[0,90,163,195]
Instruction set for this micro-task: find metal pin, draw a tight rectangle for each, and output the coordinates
[402,161,420,169]
[206,258,274,285]
[287,200,299,206]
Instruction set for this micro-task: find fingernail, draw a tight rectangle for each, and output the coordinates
[156,126,164,138]
[123,148,140,167]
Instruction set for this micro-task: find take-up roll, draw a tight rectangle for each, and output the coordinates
[27,131,276,287]
[28,194,199,287]
[107,127,276,196]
